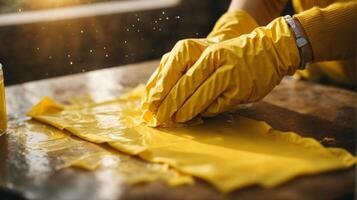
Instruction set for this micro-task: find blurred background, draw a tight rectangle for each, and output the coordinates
[0,0,231,85]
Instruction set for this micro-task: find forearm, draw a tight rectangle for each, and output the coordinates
[228,0,288,25]
[294,1,357,62]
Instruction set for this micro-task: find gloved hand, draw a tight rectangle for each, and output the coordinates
[143,17,301,126]
[143,17,300,127]
[142,11,258,125]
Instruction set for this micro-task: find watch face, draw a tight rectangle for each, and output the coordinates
[296,37,307,48]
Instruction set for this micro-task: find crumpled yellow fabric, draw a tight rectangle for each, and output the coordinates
[27,85,356,193]
[294,59,356,86]
[12,119,193,186]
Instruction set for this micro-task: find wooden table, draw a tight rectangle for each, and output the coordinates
[1,60,355,200]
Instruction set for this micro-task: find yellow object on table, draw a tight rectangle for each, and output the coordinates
[11,120,193,186]
[294,59,356,86]
[0,64,7,134]
[27,85,356,193]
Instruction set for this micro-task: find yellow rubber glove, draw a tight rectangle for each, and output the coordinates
[206,10,258,43]
[142,11,258,125]
[144,17,300,126]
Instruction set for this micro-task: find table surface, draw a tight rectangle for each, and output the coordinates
[1,60,356,200]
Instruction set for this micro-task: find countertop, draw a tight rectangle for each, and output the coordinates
[1,60,356,200]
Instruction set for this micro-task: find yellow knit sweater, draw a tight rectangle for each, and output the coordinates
[292,0,357,85]
[245,0,356,85]
[294,0,356,62]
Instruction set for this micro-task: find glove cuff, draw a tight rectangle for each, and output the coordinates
[264,17,301,75]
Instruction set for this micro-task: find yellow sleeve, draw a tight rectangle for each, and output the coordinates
[294,1,357,62]
[293,0,336,13]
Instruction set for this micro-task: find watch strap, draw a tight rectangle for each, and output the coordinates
[284,15,312,69]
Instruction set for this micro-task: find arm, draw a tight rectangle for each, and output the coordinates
[142,1,357,126]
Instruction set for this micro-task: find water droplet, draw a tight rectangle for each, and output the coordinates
[103,46,106,50]
[67,54,71,58]
[154,20,158,23]
[166,17,169,20]
[89,49,93,53]
[48,56,52,59]
[175,16,181,19]
[158,28,162,31]
[131,24,135,27]
[136,29,140,32]
[80,30,84,34]
[137,18,140,21]
[162,11,165,15]
[36,47,40,50]
[126,28,129,31]
[70,61,73,65]
[124,41,127,44]
[153,27,156,30]
[18,9,22,12]
[105,54,109,58]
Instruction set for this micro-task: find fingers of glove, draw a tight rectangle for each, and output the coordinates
[143,39,209,114]
[202,59,256,116]
[154,46,226,124]
[141,53,171,126]
[174,63,235,123]
[142,52,170,111]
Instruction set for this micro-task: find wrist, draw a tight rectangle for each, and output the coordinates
[284,15,313,69]
[294,17,313,68]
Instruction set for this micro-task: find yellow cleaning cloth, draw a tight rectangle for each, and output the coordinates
[27,85,355,193]
[13,120,193,186]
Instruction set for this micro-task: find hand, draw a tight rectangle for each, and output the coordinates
[142,10,257,125]
[141,38,210,123]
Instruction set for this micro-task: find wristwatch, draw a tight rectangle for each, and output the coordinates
[284,15,313,69]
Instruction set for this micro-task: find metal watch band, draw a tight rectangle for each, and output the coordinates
[283,15,309,69]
